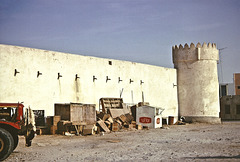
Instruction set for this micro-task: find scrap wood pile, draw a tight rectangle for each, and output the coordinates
[95,98,139,133]
[95,98,144,133]
[96,110,136,133]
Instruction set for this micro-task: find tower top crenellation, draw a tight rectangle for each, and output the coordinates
[172,42,217,52]
[172,42,219,65]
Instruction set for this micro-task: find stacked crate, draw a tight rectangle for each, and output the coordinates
[46,116,61,135]
[54,103,96,135]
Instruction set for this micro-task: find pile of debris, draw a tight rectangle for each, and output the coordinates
[96,111,138,133]
[96,98,142,133]
[35,99,160,136]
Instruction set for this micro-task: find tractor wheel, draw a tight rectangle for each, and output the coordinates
[12,134,19,150]
[0,128,14,161]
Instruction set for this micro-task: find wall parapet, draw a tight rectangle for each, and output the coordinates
[172,42,219,65]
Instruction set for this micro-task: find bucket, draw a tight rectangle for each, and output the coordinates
[168,116,174,125]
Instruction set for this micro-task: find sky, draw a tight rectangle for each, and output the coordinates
[0,0,239,83]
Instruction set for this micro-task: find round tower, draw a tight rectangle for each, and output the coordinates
[172,42,221,123]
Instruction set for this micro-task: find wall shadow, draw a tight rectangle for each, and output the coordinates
[185,155,240,160]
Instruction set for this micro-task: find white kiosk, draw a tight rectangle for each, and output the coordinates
[136,106,164,128]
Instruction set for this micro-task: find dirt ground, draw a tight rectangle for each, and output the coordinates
[5,122,240,162]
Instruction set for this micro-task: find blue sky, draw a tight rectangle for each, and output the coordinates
[0,0,239,83]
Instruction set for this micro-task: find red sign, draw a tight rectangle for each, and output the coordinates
[156,118,160,124]
[139,117,152,123]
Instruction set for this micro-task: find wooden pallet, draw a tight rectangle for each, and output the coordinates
[100,98,123,113]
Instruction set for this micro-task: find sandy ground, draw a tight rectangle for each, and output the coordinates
[5,122,240,162]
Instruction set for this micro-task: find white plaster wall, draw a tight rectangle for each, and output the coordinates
[0,44,178,117]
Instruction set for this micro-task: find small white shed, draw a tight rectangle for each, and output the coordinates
[136,106,164,128]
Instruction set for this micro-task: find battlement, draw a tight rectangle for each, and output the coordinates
[172,42,217,51]
[172,42,219,64]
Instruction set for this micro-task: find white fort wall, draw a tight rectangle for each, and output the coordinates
[0,44,178,118]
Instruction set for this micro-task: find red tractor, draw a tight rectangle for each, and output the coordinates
[0,103,35,161]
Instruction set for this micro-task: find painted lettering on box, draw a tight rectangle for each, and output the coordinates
[139,117,151,123]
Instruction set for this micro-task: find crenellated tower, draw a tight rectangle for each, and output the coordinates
[172,42,221,123]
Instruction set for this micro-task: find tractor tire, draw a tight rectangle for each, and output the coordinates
[12,134,19,151]
[0,128,14,161]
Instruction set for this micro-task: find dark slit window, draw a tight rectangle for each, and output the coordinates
[225,105,230,114]
[236,105,240,114]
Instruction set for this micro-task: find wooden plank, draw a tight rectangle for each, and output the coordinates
[72,121,87,125]
[119,115,127,123]
[109,109,125,118]
[103,114,110,121]
[138,102,150,107]
[104,121,111,128]
[107,116,113,123]
[73,125,85,136]
[71,104,83,123]
[97,120,110,133]
[82,104,96,125]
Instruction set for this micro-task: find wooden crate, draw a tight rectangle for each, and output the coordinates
[100,98,123,113]
[50,125,58,135]
[57,120,72,134]
[46,116,61,126]
[55,103,96,125]
[83,124,96,135]
[112,122,119,132]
